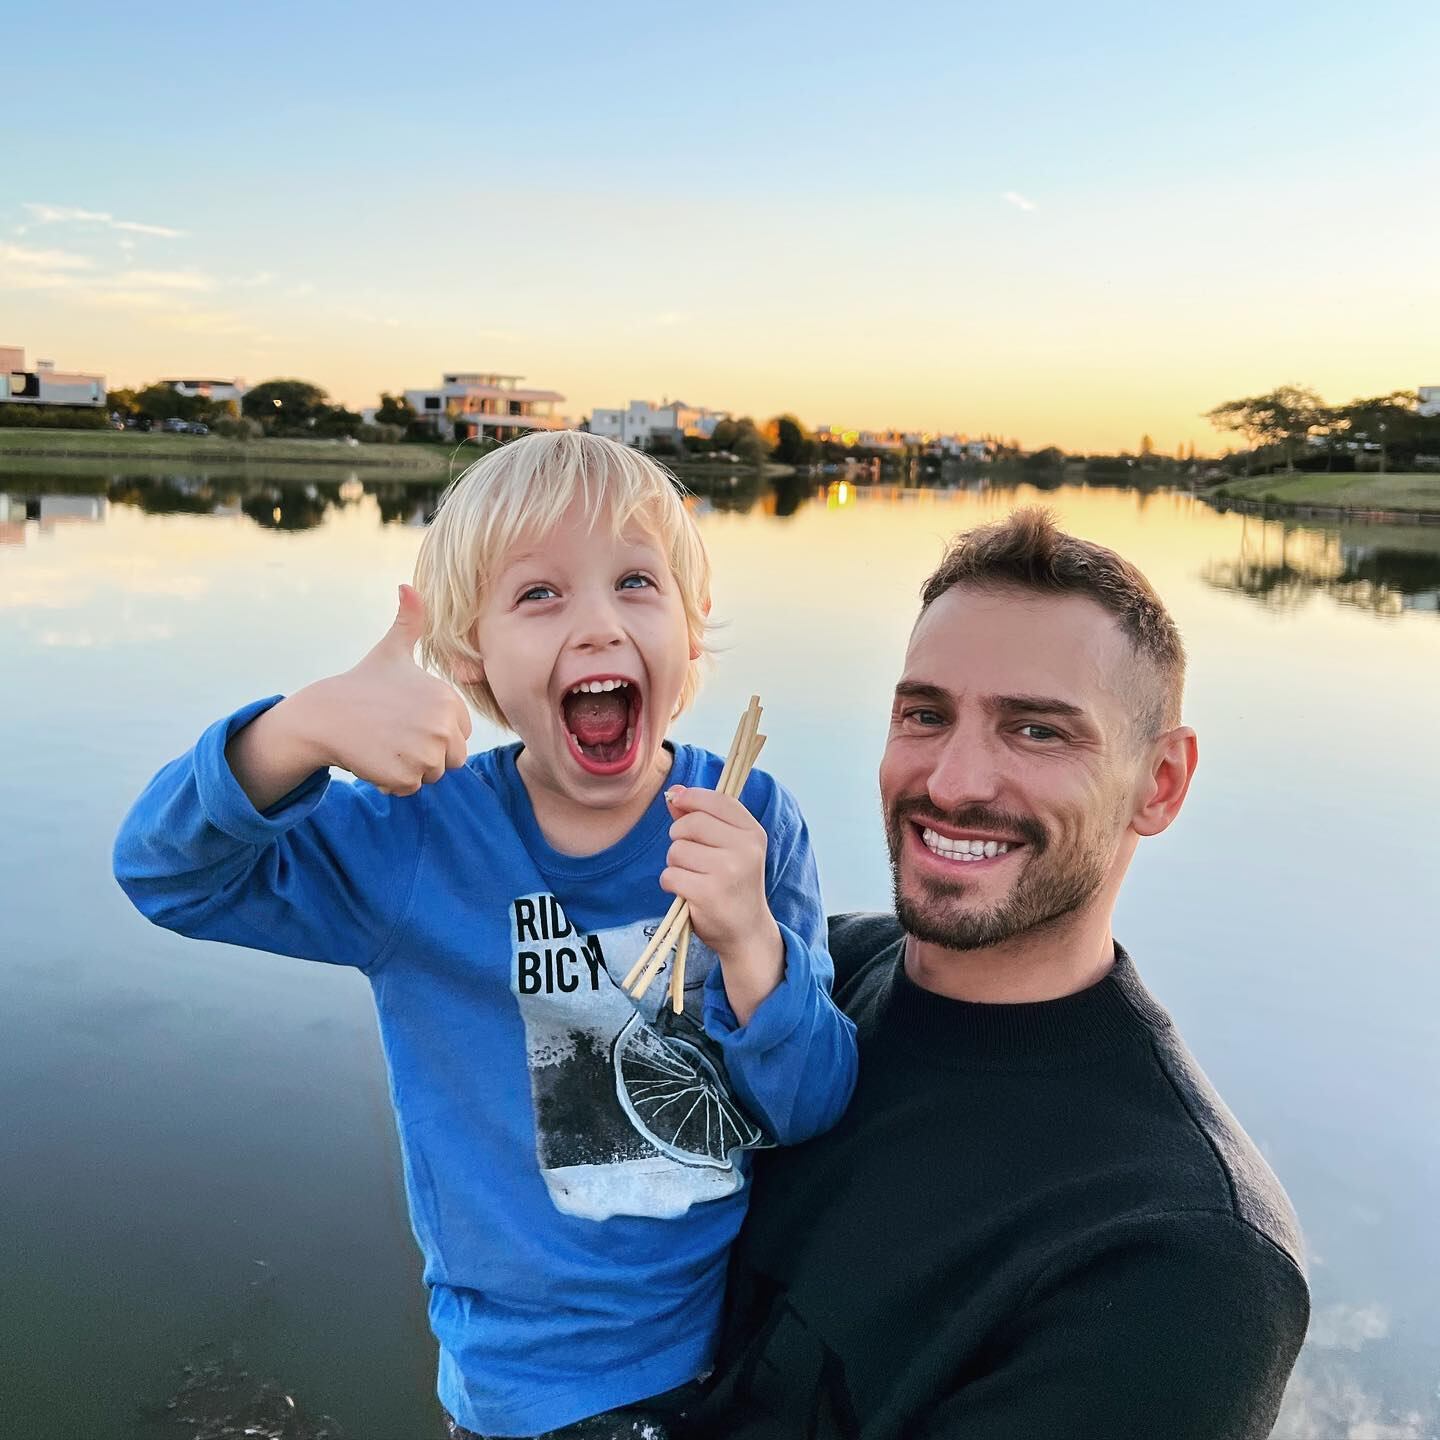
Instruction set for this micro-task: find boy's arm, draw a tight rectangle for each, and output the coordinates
[115,583,472,970]
[114,697,428,971]
[665,780,858,1145]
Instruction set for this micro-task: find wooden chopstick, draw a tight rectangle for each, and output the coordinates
[623,697,765,1007]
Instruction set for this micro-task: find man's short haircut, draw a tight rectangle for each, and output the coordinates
[920,508,1185,735]
[414,430,711,729]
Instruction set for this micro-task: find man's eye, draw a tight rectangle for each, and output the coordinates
[1019,723,1062,741]
[906,709,946,727]
[519,585,557,603]
[618,572,655,591]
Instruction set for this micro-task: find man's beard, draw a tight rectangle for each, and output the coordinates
[884,796,1110,952]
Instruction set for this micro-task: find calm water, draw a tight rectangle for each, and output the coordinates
[3,464,1438,1439]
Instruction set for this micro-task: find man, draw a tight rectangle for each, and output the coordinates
[683,509,1309,1439]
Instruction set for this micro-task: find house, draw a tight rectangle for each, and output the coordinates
[160,377,247,406]
[588,399,729,449]
[403,372,567,441]
[0,346,105,409]
[1418,386,1440,418]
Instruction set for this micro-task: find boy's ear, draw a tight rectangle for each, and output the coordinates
[690,597,712,661]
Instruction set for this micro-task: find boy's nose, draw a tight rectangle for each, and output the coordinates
[570,600,627,652]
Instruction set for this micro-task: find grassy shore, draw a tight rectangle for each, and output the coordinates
[0,427,455,471]
[1209,471,1440,515]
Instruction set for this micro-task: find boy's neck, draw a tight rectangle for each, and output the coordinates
[516,745,675,857]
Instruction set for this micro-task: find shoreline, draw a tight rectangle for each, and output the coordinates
[0,429,454,471]
[1200,470,1440,523]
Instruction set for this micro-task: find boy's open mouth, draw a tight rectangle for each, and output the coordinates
[560,677,644,776]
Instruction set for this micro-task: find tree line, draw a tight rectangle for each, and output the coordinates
[1204,386,1437,475]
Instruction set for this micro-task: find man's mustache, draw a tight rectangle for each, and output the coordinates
[888,796,1049,853]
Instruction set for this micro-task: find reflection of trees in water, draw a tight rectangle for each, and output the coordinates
[360,479,445,526]
[240,488,334,532]
[1203,516,1440,618]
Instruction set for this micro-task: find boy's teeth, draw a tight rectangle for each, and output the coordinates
[569,679,628,695]
[920,828,1012,862]
[624,726,634,749]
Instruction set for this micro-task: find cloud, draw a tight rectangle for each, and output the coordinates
[23,201,187,239]
[0,243,94,270]
[1002,190,1038,212]
[113,269,214,291]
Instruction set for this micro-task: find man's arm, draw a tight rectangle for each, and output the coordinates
[912,1210,1309,1440]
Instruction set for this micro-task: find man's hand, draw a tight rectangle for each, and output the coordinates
[227,584,473,810]
[662,786,784,1024]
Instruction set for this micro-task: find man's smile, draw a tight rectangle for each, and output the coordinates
[909,819,1027,869]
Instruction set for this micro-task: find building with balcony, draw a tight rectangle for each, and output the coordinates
[403,372,567,441]
[0,346,105,409]
[588,399,729,449]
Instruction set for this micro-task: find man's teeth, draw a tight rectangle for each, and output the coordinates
[567,679,629,695]
[921,829,1012,862]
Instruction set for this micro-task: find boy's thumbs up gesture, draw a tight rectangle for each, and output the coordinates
[226,584,474,811]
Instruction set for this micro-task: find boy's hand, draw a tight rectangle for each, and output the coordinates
[228,585,473,810]
[662,786,784,1024]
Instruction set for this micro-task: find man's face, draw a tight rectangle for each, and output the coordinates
[880,584,1151,952]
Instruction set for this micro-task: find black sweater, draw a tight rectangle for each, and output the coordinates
[684,914,1310,1440]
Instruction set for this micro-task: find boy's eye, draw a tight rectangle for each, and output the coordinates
[617,572,656,591]
[518,584,557,603]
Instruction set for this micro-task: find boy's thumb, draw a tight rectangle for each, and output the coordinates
[384,583,427,651]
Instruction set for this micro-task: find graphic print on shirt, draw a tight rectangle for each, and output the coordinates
[509,891,767,1221]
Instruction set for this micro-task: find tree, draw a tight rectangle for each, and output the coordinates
[1203,386,1324,473]
[242,378,331,433]
[107,386,139,420]
[1332,391,1415,475]
[375,392,417,428]
[770,414,816,466]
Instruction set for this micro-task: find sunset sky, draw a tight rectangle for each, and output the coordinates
[4,1,1437,453]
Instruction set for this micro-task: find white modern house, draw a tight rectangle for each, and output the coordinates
[0,345,105,409]
[160,377,247,406]
[1418,386,1440,418]
[403,372,567,441]
[588,399,729,449]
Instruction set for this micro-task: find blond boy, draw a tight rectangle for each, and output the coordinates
[114,432,857,1439]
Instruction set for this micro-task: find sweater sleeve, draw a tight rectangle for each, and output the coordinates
[910,1210,1310,1440]
[113,697,426,972]
[699,777,858,1147]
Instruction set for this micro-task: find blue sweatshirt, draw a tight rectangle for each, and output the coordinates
[113,697,858,1437]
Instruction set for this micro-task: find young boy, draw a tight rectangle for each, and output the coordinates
[113,431,857,1440]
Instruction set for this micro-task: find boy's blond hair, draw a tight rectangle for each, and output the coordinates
[414,429,712,728]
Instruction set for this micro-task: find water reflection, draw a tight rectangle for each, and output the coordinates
[1202,515,1440,617]
[4,465,1438,1440]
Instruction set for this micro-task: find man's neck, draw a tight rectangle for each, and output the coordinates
[904,908,1117,1004]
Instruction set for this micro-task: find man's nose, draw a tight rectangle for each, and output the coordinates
[926,729,1003,813]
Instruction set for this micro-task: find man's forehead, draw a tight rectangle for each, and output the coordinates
[903,586,1134,703]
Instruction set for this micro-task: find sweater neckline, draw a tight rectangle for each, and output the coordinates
[487,741,703,882]
[863,938,1172,1069]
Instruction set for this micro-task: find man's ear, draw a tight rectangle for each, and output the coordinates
[1132,726,1197,838]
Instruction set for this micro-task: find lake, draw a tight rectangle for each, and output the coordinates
[3,461,1437,1439]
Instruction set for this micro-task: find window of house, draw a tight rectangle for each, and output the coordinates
[424,396,441,411]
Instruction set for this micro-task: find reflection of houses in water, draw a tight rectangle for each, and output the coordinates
[0,492,107,547]
[1203,514,1440,617]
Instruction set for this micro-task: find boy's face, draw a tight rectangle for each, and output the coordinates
[474,500,694,813]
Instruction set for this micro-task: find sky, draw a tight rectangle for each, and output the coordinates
[3,0,1437,454]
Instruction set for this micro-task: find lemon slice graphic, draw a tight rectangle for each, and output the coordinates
[613,1012,766,1169]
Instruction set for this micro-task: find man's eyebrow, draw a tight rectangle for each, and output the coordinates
[892,681,951,704]
[986,694,1088,720]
